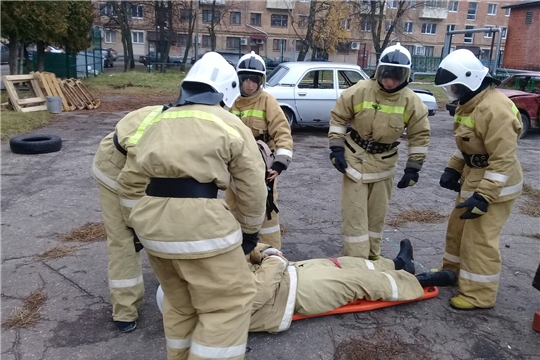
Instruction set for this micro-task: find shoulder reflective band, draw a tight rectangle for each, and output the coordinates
[128,108,166,145]
[231,109,266,119]
[129,109,241,145]
[454,115,475,128]
[353,101,410,123]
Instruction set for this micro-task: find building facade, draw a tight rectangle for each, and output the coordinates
[94,0,521,69]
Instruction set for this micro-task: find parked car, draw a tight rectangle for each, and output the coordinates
[264,62,438,128]
[446,72,540,138]
[191,51,243,67]
[1,44,8,64]
[44,46,65,53]
[139,52,183,66]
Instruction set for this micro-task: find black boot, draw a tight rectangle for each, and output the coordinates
[393,239,415,274]
[416,270,457,287]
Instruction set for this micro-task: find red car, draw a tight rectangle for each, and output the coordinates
[446,72,540,138]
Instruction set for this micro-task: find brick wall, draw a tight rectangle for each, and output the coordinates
[502,6,540,71]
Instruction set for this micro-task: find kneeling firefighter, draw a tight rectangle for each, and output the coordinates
[116,52,268,360]
[227,51,294,250]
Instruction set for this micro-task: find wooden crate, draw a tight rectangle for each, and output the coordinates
[2,75,47,113]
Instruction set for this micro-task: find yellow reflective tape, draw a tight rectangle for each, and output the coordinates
[455,115,476,128]
[471,206,486,215]
[128,108,164,145]
[353,101,409,123]
[511,103,519,115]
[231,109,266,119]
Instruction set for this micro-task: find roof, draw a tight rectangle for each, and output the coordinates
[501,0,540,9]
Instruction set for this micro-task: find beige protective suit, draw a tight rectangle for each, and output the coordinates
[92,105,163,323]
[329,79,430,259]
[116,104,267,360]
[227,90,293,249]
[246,244,424,333]
[441,86,522,308]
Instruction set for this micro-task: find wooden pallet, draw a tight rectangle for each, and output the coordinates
[60,79,100,110]
[33,72,73,111]
[2,75,47,113]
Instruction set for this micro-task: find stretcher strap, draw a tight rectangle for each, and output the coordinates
[292,286,439,321]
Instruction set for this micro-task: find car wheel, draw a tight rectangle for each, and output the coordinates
[428,109,435,116]
[520,112,530,139]
[9,134,62,155]
[282,107,296,129]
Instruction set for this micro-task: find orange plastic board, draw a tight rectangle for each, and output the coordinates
[292,286,439,321]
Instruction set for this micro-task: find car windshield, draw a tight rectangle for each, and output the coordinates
[266,65,289,87]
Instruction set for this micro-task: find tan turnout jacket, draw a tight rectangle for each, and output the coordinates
[116,104,267,259]
[446,86,523,203]
[329,79,430,183]
[231,90,293,169]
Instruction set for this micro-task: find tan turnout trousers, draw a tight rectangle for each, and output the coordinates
[441,197,515,308]
[149,246,256,360]
[341,175,393,259]
[98,184,144,322]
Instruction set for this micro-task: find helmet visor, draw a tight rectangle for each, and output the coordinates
[375,65,409,85]
[380,49,411,66]
[434,68,458,86]
[239,74,263,86]
[238,57,266,72]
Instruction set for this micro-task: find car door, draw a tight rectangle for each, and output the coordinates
[337,69,365,98]
[294,69,337,124]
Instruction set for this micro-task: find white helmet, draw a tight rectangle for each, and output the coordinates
[182,52,240,108]
[237,51,267,88]
[375,42,412,89]
[434,49,488,101]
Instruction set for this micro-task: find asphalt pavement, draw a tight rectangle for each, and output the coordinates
[1,109,539,360]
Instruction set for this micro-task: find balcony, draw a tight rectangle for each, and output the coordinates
[266,0,295,10]
[419,7,448,19]
[199,0,226,5]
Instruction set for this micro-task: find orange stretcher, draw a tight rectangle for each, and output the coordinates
[292,286,439,321]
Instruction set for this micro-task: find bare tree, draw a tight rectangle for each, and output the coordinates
[200,0,238,51]
[100,1,136,71]
[174,1,196,70]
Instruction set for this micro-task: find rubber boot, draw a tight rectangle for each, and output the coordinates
[115,320,137,332]
[393,239,415,274]
[449,296,478,310]
[415,270,457,287]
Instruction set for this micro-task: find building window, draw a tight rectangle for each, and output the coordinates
[447,24,456,33]
[230,11,241,24]
[298,15,308,28]
[467,2,478,20]
[180,9,191,21]
[273,39,287,51]
[131,4,143,19]
[425,0,443,7]
[99,2,116,17]
[425,46,434,57]
[464,26,474,43]
[421,23,437,34]
[408,0,416,7]
[448,1,459,12]
[487,3,497,16]
[501,27,507,39]
[202,10,220,23]
[226,37,240,49]
[271,14,288,27]
[505,8,511,17]
[178,34,187,46]
[404,22,413,34]
[484,26,494,38]
[251,13,261,26]
[202,35,211,47]
[403,44,415,55]
[132,31,144,44]
[341,18,351,31]
[385,20,393,32]
[389,0,398,9]
[296,39,303,51]
[104,30,116,43]
[526,11,533,24]
[361,20,372,32]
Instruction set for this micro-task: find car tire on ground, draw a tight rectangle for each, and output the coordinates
[282,107,296,129]
[519,112,530,139]
[9,134,62,155]
[428,109,435,116]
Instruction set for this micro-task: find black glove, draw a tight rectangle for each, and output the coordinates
[241,232,259,255]
[440,167,462,192]
[329,146,348,174]
[456,192,488,219]
[128,227,144,252]
[270,161,286,175]
[397,168,419,188]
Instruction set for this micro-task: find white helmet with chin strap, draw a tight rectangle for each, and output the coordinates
[375,42,412,90]
[434,49,488,101]
[237,51,267,91]
[181,52,240,108]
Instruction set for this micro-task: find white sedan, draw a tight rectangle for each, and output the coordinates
[264,62,437,127]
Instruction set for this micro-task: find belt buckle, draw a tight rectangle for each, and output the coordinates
[365,141,374,153]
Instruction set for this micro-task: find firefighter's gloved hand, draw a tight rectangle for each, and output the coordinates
[440,167,462,192]
[262,247,282,258]
[397,168,419,188]
[456,192,488,219]
[128,227,144,252]
[271,161,286,175]
[242,232,259,255]
[329,146,348,174]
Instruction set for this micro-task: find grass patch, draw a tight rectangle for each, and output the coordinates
[410,83,447,109]
[37,245,78,260]
[0,110,53,140]
[520,183,540,217]
[60,222,107,242]
[387,209,446,228]
[83,68,186,96]
[2,291,47,329]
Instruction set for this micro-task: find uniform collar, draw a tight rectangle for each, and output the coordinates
[235,89,263,107]
[456,86,492,115]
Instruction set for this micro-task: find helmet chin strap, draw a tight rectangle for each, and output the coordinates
[378,80,409,94]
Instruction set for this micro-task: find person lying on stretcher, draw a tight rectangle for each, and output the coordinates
[157,239,456,333]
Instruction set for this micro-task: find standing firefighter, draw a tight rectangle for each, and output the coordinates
[92,104,164,332]
[227,51,293,250]
[328,43,430,259]
[434,49,522,310]
[116,52,267,360]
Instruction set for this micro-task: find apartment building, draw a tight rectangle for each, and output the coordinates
[94,0,521,69]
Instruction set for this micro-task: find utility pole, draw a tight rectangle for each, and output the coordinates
[194,0,199,61]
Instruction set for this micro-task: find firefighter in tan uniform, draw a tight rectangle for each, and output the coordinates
[227,52,293,250]
[434,49,523,310]
[328,43,430,260]
[92,105,164,333]
[157,239,457,332]
[116,52,267,360]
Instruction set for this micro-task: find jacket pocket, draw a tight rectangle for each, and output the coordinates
[455,125,484,154]
[250,119,268,135]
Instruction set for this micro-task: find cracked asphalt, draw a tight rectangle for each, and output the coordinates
[1,108,539,360]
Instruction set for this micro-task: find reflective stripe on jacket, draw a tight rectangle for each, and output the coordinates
[446,86,522,203]
[116,104,267,259]
[329,79,430,183]
[231,90,294,169]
